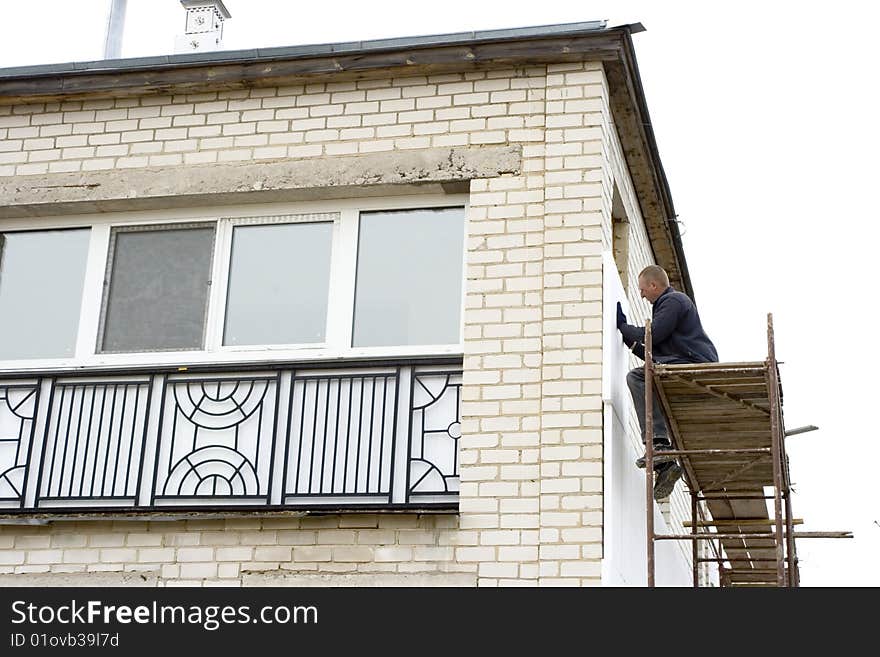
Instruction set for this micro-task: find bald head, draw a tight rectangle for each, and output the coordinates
[638,265,670,303]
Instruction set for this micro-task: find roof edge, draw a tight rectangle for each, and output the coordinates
[0,20,609,80]
[0,18,694,302]
[617,25,695,301]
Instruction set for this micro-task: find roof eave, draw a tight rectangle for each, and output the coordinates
[0,20,693,300]
[610,26,695,300]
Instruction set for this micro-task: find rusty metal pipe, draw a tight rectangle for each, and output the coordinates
[657,448,771,458]
[645,319,655,588]
[766,313,786,586]
[696,494,778,501]
[657,531,852,541]
[697,558,784,563]
[691,492,699,587]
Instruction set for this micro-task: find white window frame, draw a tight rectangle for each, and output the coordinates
[209,212,340,354]
[97,220,218,354]
[0,193,469,372]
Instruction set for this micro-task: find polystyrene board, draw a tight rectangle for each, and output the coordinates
[601,252,631,415]
[602,405,691,586]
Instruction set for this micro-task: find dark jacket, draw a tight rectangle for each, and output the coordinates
[620,287,718,364]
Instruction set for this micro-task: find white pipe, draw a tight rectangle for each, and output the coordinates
[103,0,128,60]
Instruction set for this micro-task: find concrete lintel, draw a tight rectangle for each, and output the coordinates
[242,572,477,587]
[0,507,457,524]
[0,571,159,587]
[0,145,520,219]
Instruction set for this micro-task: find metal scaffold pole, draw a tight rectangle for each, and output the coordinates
[766,313,787,586]
[645,320,655,588]
[691,492,699,587]
[640,311,848,586]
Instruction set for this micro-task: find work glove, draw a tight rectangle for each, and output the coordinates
[616,301,627,330]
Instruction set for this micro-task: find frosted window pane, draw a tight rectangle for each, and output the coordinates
[101,226,214,352]
[353,208,464,347]
[224,222,333,346]
[0,229,90,359]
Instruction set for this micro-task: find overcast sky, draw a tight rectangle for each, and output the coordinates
[1,0,877,586]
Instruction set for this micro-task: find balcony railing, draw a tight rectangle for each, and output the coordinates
[0,359,461,513]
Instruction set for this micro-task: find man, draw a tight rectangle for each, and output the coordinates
[616,265,718,500]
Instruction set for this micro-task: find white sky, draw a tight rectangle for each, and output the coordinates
[0,0,877,586]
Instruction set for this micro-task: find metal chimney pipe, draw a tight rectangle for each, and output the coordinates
[103,0,128,59]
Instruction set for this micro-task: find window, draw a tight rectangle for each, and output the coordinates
[353,208,465,347]
[0,197,466,365]
[223,219,333,346]
[100,224,215,353]
[611,184,630,290]
[0,228,90,360]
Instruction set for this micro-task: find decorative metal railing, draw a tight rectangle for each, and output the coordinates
[38,378,151,506]
[0,360,461,513]
[284,372,398,504]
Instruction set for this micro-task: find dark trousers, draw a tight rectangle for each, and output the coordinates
[626,366,670,446]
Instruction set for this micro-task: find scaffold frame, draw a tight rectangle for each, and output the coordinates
[643,313,850,587]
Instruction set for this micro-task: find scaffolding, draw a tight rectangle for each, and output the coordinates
[643,313,851,587]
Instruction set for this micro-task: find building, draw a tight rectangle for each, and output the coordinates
[0,20,704,586]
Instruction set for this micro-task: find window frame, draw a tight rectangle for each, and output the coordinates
[211,212,340,353]
[96,221,218,355]
[352,206,468,350]
[0,193,469,372]
[0,226,92,362]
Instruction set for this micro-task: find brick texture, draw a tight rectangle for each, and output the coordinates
[0,61,691,586]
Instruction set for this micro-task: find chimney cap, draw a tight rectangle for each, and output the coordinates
[180,0,231,20]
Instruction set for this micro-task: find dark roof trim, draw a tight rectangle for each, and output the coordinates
[0,20,607,79]
[623,23,696,303]
[617,26,694,300]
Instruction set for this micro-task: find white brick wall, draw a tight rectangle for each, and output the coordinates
[0,60,688,586]
[0,515,467,586]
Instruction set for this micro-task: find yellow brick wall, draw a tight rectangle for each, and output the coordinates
[0,61,686,586]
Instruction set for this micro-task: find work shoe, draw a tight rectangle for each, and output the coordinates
[636,443,676,469]
[653,461,683,501]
